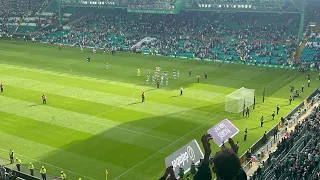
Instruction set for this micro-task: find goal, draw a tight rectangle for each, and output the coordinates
[225,87,255,113]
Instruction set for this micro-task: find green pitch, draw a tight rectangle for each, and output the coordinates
[0,40,318,180]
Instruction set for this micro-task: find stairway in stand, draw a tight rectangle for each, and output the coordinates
[36,0,50,17]
[295,36,308,62]
[12,10,32,35]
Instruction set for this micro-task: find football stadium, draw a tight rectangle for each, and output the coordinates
[0,0,320,180]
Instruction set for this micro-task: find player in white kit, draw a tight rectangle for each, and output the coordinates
[152,75,155,84]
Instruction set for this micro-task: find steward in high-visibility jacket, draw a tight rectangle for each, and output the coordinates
[61,171,67,180]
[29,162,34,176]
[16,158,21,171]
[40,166,47,180]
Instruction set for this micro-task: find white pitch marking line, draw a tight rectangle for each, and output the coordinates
[113,87,235,180]
[73,110,173,142]
[2,72,168,143]
[7,66,291,179]
[6,87,171,142]
[113,112,223,180]
[113,72,291,180]
[79,87,173,142]
[180,91,222,115]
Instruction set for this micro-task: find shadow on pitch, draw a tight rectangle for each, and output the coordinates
[127,102,142,105]
[248,119,276,131]
[248,126,261,131]
[34,102,230,179]
[34,93,295,180]
[27,104,38,107]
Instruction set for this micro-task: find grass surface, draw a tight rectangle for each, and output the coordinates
[0,40,319,180]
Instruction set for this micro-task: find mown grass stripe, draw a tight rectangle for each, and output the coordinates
[2,85,217,139]
[2,74,224,119]
[0,96,174,148]
[1,64,223,105]
[0,130,125,179]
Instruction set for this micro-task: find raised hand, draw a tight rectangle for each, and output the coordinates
[228,138,238,154]
[167,166,177,180]
[164,166,172,177]
[201,134,212,156]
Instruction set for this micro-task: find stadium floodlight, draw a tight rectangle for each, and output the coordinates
[225,87,255,113]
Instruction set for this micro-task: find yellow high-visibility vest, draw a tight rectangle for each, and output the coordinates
[40,168,46,174]
[61,173,67,178]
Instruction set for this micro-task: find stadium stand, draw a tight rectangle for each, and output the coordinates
[248,104,320,180]
[0,164,40,180]
[301,32,320,63]
[39,9,298,65]
[0,0,80,36]
[0,0,47,35]
[1,1,320,180]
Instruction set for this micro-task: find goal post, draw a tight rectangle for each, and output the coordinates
[225,87,255,113]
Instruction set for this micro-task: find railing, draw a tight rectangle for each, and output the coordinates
[262,133,308,179]
[12,11,32,35]
[241,88,320,173]
[279,129,309,161]
[275,135,313,180]
[2,166,40,180]
[309,163,320,180]
[263,134,310,180]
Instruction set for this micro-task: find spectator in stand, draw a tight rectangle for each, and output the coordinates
[159,166,176,180]
[0,0,46,36]
[192,135,247,180]
[0,165,6,179]
[38,9,296,66]
[250,105,320,180]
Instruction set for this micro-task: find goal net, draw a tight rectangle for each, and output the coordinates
[225,87,255,113]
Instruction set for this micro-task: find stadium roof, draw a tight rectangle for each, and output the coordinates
[61,0,307,13]
[184,0,304,13]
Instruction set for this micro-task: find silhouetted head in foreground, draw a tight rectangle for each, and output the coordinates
[212,148,247,180]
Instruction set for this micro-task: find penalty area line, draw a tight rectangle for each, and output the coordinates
[113,71,291,180]
[81,88,173,142]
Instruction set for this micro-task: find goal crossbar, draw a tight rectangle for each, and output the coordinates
[225,87,255,113]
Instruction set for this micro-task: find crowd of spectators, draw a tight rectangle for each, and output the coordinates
[52,10,299,40]
[0,1,319,66]
[249,105,320,180]
[128,3,175,11]
[0,2,308,66]
[0,165,18,180]
[39,9,300,65]
[0,0,46,36]
[0,2,319,180]
[305,32,320,61]
[0,0,45,18]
